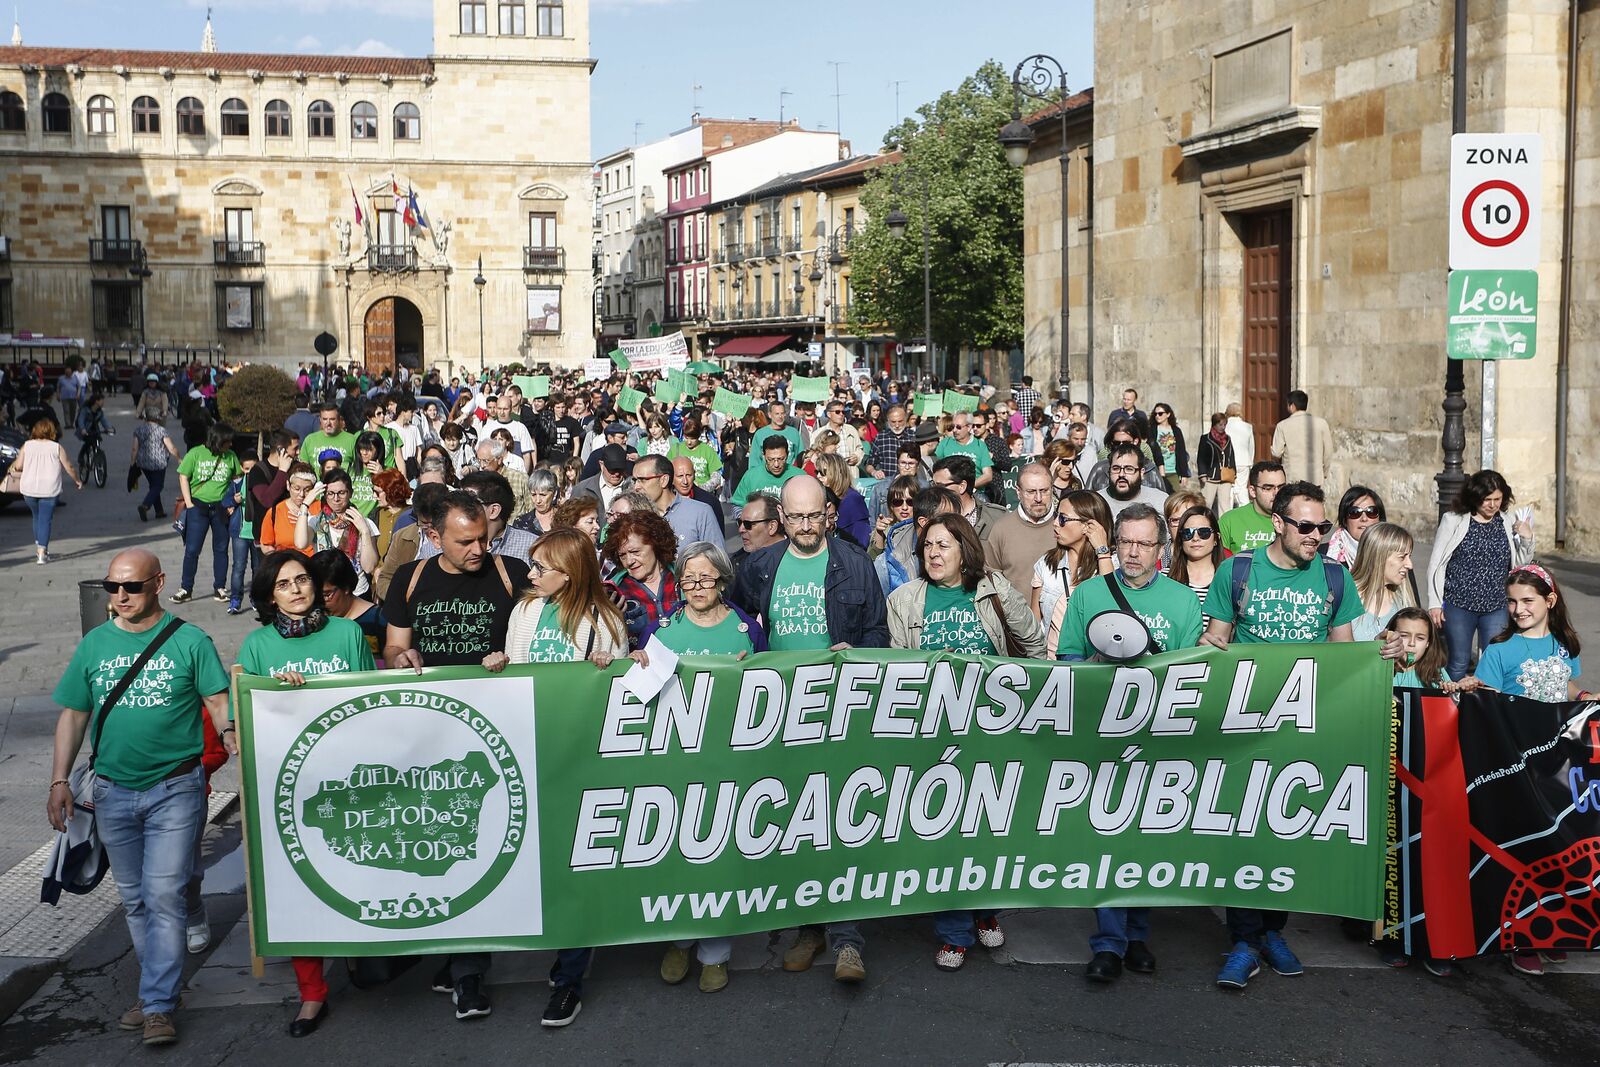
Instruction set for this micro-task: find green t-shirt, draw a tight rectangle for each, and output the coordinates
[1218,504,1276,554]
[299,430,357,468]
[52,615,230,790]
[1057,572,1204,659]
[750,424,805,463]
[176,446,241,504]
[934,435,994,474]
[733,463,800,506]
[654,609,756,656]
[362,425,403,469]
[350,470,379,517]
[668,440,724,486]
[767,547,832,651]
[237,616,375,680]
[1203,550,1363,644]
[919,584,996,655]
[522,602,584,663]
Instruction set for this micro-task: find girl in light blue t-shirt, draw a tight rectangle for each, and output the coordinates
[1471,565,1588,704]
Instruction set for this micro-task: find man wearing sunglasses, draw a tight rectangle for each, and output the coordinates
[1199,480,1401,992]
[48,548,235,1047]
[730,492,783,568]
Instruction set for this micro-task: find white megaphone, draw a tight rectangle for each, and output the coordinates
[1085,609,1156,663]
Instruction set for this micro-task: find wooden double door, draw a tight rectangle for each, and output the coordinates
[1241,209,1291,462]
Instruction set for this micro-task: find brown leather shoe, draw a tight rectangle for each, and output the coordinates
[118,1000,144,1031]
[833,945,866,984]
[782,928,825,972]
[142,1012,177,1046]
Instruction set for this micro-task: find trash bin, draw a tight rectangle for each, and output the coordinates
[79,578,111,635]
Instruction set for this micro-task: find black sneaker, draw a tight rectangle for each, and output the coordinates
[137,505,149,523]
[430,963,453,993]
[212,588,229,603]
[169,590,193,604]
[452,976,491,1020]
[541,987,581,1028]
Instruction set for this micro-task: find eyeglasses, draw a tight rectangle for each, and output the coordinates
[101,573,161,594]
[273,573,314,593]
[679,576,720,591]
[1117,538,1160,551]
[324,489,350,499]
[1346,506,1381,519]
[737,516,776,529]
[1056,514,1086,526]
[1283,518,1335,536]
[1109,465,1142,476]
[529,559,567,578]
[1180,527,1215,542]
[785,510,827,527]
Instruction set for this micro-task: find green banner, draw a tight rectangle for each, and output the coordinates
[608,347,631,370]
[513,374,550,399]
[712,387,753,419]
[914,393,944,417]
[237,645,1387,957]
[1447,269,1537,360]
[788,375,831,404]
[615,386,646,414]
[943,390,979,414]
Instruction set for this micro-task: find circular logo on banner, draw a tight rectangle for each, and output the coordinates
[274,689,527,930]
[1461,180,1531,248]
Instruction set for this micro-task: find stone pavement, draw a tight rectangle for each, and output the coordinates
[3,401,1600,1063]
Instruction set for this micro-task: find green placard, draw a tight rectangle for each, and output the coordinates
[654,378,683,406]
[514,374,550,399]
[1447,270,1537,361]
[616,386,645,414]
[712,387,753,419]
[608,348,631,370]
[913,393,944,417]
[788,375,831,404]
[668,368,696,396]
[942,390,979,414]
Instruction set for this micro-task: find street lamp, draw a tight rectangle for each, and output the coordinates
[128,247,153,353]
[1001,53,1075,406]
[473,255,486,378]
[886,163,933,388]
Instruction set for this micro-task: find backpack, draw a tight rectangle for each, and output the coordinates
[1229,551,1345,632]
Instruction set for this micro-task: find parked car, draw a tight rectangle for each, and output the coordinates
[0,424,24,511]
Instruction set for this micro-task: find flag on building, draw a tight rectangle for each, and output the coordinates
[407,187,430,232]
[347,177,364,226]
[392,177,409,223]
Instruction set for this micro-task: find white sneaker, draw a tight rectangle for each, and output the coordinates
[186,905,210,955]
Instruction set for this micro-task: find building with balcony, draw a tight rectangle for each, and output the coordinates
[661,122,845,354]
[0,0,594,374]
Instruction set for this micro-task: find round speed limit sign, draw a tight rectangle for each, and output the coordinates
[1461,180,1530,248]
[1449,134,1541,269]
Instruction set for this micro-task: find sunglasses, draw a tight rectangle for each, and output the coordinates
[1179,527,1215,542]
[102,573,161,594]
[1346,506,1381,519]
[736,516,776,529]
[1283,518,1335,536]
[888,495,914,507]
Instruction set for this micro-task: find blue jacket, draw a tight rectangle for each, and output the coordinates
[731,536,888,649]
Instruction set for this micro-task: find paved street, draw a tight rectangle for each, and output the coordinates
[3,404,1600,1065]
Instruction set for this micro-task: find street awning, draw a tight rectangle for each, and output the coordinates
[713,334,792,357]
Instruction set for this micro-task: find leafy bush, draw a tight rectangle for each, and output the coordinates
[218,364,298,435]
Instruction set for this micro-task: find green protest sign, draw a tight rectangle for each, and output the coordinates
[1447,270,1537,360]
[616,386,646,414]
[608,348,631,370]
[654,378,683,406]
[238,645,1387,956]
[943,390,979,414]
[712,387,753,419]
[914,393,944,417]
[513,375,550,399]
[789,375,831,404]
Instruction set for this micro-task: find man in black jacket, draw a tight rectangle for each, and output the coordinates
[729,475,885,985]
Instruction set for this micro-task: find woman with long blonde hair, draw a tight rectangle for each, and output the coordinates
[505,527,627,663]
[1350,522,1415,643]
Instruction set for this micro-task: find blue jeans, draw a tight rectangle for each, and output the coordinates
[1090,907,1151,956]
[93,766,207,1014]
[139,466,167,511]
[933,910,997,949]
[1444,602,1510,680]
[180,499,229,593]
[228,536,257,603]
[24,494,56,549]
[1225,907,1287,948]
[548,947,594,993]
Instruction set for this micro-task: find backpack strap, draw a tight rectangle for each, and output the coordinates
[91,615,185,769]
[405,555,433,603]
[493,555,513,599]
[1321,559,1345,620]
[1229,551,1254,622]
[1104,574,1162,656]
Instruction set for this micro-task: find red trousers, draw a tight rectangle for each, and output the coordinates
[292,956,328,1003]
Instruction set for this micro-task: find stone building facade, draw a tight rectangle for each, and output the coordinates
[1054,0,1600,547]
[0,0,593,375]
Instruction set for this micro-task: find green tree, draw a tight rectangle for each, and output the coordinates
[217,364,298,453]
[847,61,1034,374]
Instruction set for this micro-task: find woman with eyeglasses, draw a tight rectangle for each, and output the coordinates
[885,514,1044,972]
[869,474,920,558]
[1043,439,1080,498]
[1150,404,1190,492]
[1031,490,1114,650]
[295,469,379,597]
[307,549,387,664]
[1160,490,1206,571]
[867,444,927,525]
[236,551,374,1038]
[1167,505,1223,619]
[1322,486,1387,568]
[259,463,321,555]
[602,509,681,648]
[621,540,767,993]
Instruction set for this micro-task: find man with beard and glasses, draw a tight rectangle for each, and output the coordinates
[983,462,1058,595]
[1098,442,1169,521]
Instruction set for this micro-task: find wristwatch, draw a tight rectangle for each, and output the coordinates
[1095,545,1112,558]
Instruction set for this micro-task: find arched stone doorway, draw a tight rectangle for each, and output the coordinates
[363,296,425,375]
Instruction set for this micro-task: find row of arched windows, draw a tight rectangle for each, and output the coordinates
[0,91,421,141]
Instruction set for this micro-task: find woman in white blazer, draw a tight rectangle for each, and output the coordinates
[1425,470,1534,679]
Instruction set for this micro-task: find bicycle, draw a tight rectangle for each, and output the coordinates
[78,428,112,489]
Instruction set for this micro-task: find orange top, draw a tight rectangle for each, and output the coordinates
[260,499,321,555]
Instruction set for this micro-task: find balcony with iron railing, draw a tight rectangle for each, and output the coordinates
[761,236,782,257]
[524,246,566,272]
[213,240,265,266]
[368,244,417,272]
[90,238,142,264]
[784,234,804,253]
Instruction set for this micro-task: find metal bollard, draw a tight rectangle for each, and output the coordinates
[79,578,111,635]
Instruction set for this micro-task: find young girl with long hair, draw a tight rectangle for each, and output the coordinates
[1472,565,1587,704]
